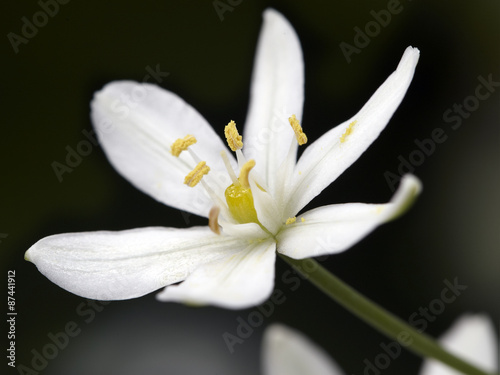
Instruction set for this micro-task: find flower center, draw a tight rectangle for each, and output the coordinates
[221,121,261,225]
[171,115,308,232]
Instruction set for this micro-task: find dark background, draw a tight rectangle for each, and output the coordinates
[2,1,499,374]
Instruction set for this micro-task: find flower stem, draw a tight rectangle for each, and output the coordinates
[280,255,496,375]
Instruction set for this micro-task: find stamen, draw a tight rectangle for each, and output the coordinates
[340,121,357,143]
[224,120,243,151]
[220,150,238,185]
[208,206,221,235]
[239,159,256,188]
[200,179,227,213]
[285,217,296,225]
[184,161,210,187]
[289,115,307,145]
[171,135,197,157]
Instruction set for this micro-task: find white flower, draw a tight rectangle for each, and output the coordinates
[25,9,421,309]
[263,324,345,375]
[263,315,498,375]
[420,315,499,375]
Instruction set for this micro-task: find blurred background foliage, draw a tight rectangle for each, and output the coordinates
[1,0,499,374]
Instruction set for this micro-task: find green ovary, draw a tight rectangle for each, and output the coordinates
[225,184,260,225]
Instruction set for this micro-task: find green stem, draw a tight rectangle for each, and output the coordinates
[280,255,497,375]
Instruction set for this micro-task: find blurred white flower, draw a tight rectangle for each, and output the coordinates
[263,324,344,375]
[263,315,498,375]
[420,315,498,375]
[26,9,420,309]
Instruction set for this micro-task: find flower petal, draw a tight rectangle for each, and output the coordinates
[91,81,235,218]
[156,239,276,309]
[287,47,420,217]
[277,175,421,258]
[219,219,269,240]
[420,314,498,375]
[243,9,304,193]
[250,177,283,235]
[262,324,345,375]
[25,227,245,300]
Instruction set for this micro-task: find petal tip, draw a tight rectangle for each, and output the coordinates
[385,174,422,221]
[263,323,291,344]
[261,8,295,37]
[405,45,420,55]
[399,46,420,71]
[450,313,496,336]
[262,7,282,20]
[90,80,146,110]
[401,173,423,195]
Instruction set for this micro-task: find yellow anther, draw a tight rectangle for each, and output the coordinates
[171,135,197,157]
[184,161,210,187]
[224,120,243,151]
[208,206,221,235]
[239,159,256,188]
[301,217,305,223]
[289,115,307,145]
[285,217,296,225]
[340,121,357,143]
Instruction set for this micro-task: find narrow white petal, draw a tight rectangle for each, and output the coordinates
[287,47,420,217]
[25,227,244,300]
[420,314,498,375]
[262,324,345,375]
[250,177,283,235]
[157,240,276,309]
[243,9,304,194]
[277,175,421,258]
[91,81,235,218]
